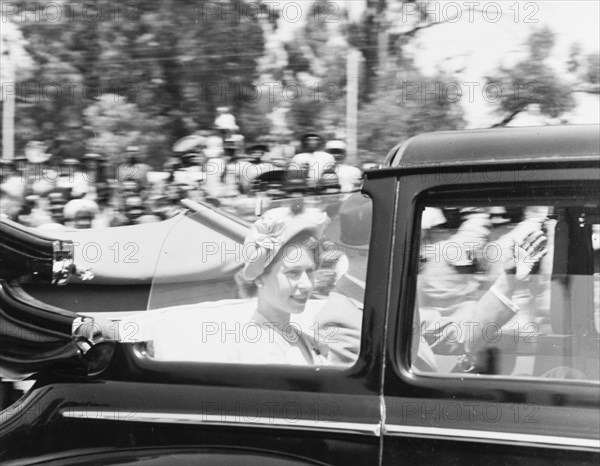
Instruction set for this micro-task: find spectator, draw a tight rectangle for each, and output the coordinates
[290,134,336,191]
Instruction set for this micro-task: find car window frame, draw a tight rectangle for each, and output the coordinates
[383,162,600,453]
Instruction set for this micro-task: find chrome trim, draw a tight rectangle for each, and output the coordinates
[61,410,381,436]
[384,424,600,451]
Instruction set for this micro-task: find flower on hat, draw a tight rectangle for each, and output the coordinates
[242,208,331,281]
[243,217,287,277]
[253,216,287,251]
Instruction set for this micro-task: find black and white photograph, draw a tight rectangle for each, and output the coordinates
[1,1,599,464]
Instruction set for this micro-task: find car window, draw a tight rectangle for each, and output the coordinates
[119,191,372,367]
[409,187,599,383]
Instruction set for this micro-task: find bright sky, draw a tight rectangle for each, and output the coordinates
[408,2,599,79]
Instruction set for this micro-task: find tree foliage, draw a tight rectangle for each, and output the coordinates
[357,67,465,159]
[486,27,576,126]
[9,0,268,166]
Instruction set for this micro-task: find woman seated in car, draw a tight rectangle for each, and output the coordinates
[126,208,335,365]
[229,209,333,365]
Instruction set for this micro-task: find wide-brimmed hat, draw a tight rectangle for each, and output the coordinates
[242,208,330,281]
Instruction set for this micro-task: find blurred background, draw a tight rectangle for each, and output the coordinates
[1,0,599,228]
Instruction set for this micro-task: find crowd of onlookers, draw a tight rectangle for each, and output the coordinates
[0,123,368,230]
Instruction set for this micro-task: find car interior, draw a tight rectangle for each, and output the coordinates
[412,190,600,382]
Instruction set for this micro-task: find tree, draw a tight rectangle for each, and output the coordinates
[278,0,466,158]
[486,27,576,127]
[585,54,600,88]
[82,94,167,165]
[357,67,465,160]
[12,0,270,164]
[352,1,466,160]
[281,0,350,139]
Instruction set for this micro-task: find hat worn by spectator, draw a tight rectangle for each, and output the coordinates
[242,208,330,281]
[324,140,347,164]
[61,158,80,167]
[325,140,346,151]
[172,135,207,154]
[63,199,99,220]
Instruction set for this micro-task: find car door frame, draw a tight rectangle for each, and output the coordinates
[382,160,600,465]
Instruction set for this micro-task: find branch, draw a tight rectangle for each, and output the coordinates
[490,108,524,128]
[397,5,505,39]
[397,20,448,38]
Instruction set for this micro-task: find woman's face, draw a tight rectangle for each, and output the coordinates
[258,245,317,317]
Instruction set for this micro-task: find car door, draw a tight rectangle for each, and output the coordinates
[0,189,388,466]
[382,159,600,464]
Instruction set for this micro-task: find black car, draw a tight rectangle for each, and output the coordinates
[1,125,599,465]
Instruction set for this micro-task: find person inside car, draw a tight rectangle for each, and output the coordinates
[230,209,332,365]
[414,223,549,373]
[110,207,335,365]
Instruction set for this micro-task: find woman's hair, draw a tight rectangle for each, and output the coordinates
[236,231,323,298]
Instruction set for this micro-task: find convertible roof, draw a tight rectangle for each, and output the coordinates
[384,125,600,168]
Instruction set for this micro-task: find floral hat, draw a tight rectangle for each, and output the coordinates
[242,207,330,281]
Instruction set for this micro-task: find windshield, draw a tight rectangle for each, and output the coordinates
[147,190,369,310]
[142,189,372,365]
